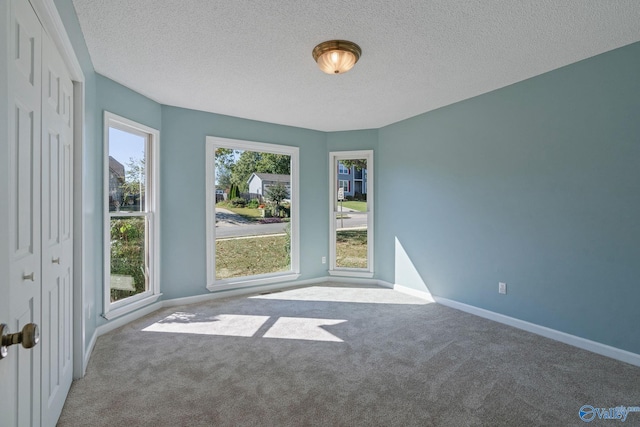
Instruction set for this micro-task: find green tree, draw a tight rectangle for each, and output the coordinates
[265,182,289,216]
[230,151,291,192]
[229,183,240,200]
[215,148,237,189]
[121,157,145,208]
[231,151,260,192]
[257,153,290,175]
[340,159,367,171]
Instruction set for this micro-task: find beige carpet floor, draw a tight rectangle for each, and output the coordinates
[58,283,640,426]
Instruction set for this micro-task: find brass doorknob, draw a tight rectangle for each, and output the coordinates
[0,323,40,359]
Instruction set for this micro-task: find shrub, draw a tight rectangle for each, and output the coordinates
[354,192,367,201]
[265,182,289,216]
[110,218,146,301]
[230,197,247,207]
[229,184,240,200]
[247,199,259,209]
[284,222,291,264]
[258,218,282,224]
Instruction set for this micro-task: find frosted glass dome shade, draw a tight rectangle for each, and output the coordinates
[312,40,362,74]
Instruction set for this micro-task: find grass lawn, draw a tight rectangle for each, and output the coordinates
[216,235,289,279]
[217,204,263,221]
[339,200,367,212]
[215,229,368,278]
[336,229,368,268]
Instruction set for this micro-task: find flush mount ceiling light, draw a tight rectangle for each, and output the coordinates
[312,40,362,75]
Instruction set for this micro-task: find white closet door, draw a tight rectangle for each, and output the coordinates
[5,0,43,425]
[1,0,74,425]
[41,29,74,426]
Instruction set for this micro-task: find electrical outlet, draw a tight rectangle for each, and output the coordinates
[322,256,326,264]
[498,282,507,294]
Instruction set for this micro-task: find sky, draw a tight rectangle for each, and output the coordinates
[109,127,145,173]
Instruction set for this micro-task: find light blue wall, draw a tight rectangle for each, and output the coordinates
[160,106,328,299]
[377,42,640,354]
[326,129,378,152]
[55,0,640,357]
[96,75,162,130]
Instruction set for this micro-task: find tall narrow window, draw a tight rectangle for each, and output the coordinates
[330,151,374,277]
[103,112,160,319]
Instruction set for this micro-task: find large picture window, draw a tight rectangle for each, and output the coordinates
[206,137,299,291]
[103,112,160,319]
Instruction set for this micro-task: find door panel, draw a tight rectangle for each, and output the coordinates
[41,29,74,427]
[3,1,74,426]
[7,0,43,426]
[16,304,38,426]
[45,133,60,245]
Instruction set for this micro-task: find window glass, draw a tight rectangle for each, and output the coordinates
[104,112,159,316]
[330,152,373,276]
[206,137,300,290]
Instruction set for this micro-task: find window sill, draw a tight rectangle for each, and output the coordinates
[103,293,162,320]
[207,273,301,292]
[328,270,374,279]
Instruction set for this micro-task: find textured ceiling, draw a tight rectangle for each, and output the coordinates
[72,1,640,132]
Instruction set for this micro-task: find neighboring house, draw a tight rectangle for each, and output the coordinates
[108,156,125,209]
[337,161,367,198]
[247,173,291,199]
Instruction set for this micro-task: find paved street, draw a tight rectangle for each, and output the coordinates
[216,221,288,238]
[215,208,368,238]
[334,212,368,229]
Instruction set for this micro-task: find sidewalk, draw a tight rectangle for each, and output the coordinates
[215,208,250,226]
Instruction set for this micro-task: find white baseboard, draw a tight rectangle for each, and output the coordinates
[83,277,640,374]
[433,296,640,368]
[96,301,163,337]
[166,276,329,307]
[391,283,435,302]
[375,279,394,289]
[83,330,98,375]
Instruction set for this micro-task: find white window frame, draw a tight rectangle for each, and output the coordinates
[329,150,374,278]
[338,163,350,175]
[338,180,350,192]
[103,112,161,320]
[206,136,300,291]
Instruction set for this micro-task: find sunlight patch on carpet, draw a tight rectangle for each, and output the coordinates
[142,313,270,337]
[263,317,346,342]
[251,286,431,305]
[142,312,347,342]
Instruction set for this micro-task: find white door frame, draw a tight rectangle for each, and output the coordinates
[29,0,86,378]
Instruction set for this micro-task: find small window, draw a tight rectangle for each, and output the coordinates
[338,162,350,174]
[339,180,350,192]
[103,112,160,319]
